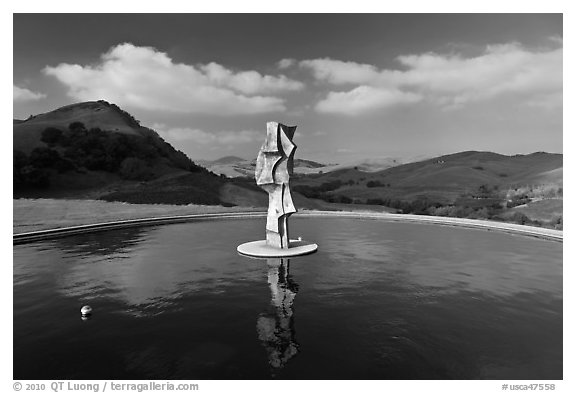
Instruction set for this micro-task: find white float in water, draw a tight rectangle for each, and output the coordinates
[81,305,92,316]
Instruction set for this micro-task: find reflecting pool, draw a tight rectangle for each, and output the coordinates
[13,217,562,379]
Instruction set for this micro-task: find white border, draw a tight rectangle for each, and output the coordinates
[5,3,572,392]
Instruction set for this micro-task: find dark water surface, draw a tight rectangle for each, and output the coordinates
[13,217,562,379]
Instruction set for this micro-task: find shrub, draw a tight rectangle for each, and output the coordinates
[467,207,490,220]
[319,180,342,192]
[506,196,531,208]
[337,195,353,204]
[13,150,28,170]
[478,184,492,196]
[29,147,63,168]
[293,185,321,199]
[68,121,86,132]
[510,212,529,225]
[119,157,154,180]
[554,217,563,230]
[13,150,29,187]
[20,165,50,188]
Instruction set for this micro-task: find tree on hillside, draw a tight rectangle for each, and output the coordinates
[41,127,63,146]
[29,147,74,173]
[19,165,50,188]
[366,180,383,188]
[13,150,51,189]
[29,147,62,168]
[69,121,86,132]
[13,150,28,187]
[119,157,154,181]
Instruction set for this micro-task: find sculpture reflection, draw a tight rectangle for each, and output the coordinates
[256,258,299,369]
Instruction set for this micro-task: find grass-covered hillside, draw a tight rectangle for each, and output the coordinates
[291,151,563,229]
[13,101,227,204]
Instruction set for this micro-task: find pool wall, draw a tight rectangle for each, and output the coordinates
[13,211,563,245]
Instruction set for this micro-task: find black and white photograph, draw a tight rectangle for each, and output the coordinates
[9,5,569,390]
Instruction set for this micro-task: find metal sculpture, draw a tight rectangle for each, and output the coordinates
[255,122,297,249]
[237,122,317,258]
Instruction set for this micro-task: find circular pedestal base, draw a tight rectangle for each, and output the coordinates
[237,239,318,258]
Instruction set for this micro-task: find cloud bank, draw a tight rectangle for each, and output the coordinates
[300,42,562,114]
[41,41,561,117]
[44,43,303,115]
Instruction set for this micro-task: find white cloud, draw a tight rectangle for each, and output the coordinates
[300,58,379,85]
[13,85,46,102]
[316,86,422,115]
[301,42,562,112]
[200,62,303,94]
[152,123,260,145]
[277,58,297,69]
[390,43,562,106]
[44,43,302,115]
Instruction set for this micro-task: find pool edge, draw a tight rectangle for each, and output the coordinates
[13,211,563,244]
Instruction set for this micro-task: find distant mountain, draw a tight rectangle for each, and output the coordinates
[200,154,427,178]
[294,158,326,169]
[374,151,563,192]
[323,155,428,173]
[198,158,255,178]
[201,156,335,178]
[212,156,247,165]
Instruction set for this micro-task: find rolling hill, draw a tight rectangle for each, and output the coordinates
[319,155,428,173]
[14,101,146,153]
[13,101,229,204]
[290,150,562,227]
[200,154,428,178]
[13,101,563,227]
[293,150,562,203]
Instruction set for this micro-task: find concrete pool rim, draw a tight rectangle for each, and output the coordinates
[13,211,563,245]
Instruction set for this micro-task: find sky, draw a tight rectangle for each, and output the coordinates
[13,13,563,163]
